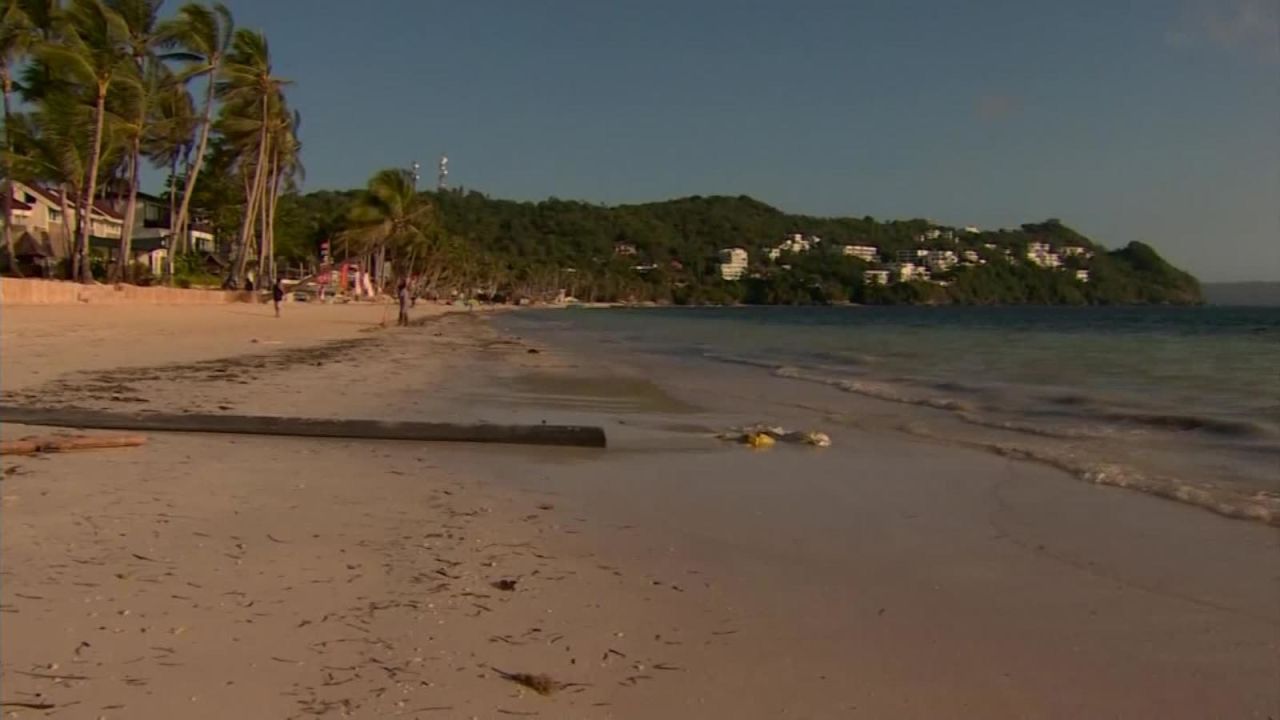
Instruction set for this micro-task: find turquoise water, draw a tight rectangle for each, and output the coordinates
[503,306,1280,521]
[515,307,1279,433]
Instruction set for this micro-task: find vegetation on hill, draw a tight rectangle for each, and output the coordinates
[274,184,1203,306]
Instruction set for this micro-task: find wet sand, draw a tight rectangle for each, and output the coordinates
[1,304,1277,718]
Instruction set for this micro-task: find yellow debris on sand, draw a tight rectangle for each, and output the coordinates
[717,426,831,449]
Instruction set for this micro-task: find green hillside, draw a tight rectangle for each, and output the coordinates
[274,190,1203,306]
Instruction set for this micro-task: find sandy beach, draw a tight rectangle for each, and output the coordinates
[2,301,1278,719]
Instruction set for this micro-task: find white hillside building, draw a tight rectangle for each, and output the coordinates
[719,248,749,280]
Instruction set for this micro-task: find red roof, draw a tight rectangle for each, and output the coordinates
[9,199,33,211]
[92,200,123,220]
[24,184,64,206]
[15,183,123,221]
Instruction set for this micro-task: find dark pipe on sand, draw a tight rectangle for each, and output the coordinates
[0,406,607,449]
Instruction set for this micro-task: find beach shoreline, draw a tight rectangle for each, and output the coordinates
[2,303,1277,718]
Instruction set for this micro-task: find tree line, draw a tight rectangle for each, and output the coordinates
[0,0,295,288]
[275,187,1203,306]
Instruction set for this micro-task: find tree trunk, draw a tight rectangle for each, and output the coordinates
[255,155,269,282]
[78,87,109,284]
[2,71,21,277]
[58,185,71,277]
[170,66,217,281]
[229,101,270,289]
[376,244,387,295]
[167,155,178,262]
[70,189,82,282]
[116,141,141,283]
[266,151,282,282]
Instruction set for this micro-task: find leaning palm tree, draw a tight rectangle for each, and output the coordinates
[259,105,300,282]
[341,168,434,294]
[103,0,163,282]
[0,0,35,273]
[156,0,231,277]
[216,28,286,288]
[12,92,92,268]
[142,73,194,252]
[36,0,138,282]
[14,0,61,101]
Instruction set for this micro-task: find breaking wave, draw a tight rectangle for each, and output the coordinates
[898,425,1280,527]
[1096,411,1271,439]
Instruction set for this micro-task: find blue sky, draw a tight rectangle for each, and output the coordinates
[217,0,1279,281]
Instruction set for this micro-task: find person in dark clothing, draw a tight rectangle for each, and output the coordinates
[397,280,411,326]
[272,279,284,318]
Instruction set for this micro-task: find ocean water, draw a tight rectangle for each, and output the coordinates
[503,306,1280,524]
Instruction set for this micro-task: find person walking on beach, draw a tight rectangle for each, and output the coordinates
[397,280,411,326]
[272,279,284,318]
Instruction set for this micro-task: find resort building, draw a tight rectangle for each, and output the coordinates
[6,181,124,273]
[1026,241,1062,268]
[897,248,929,264]
[863,269,890,286]
[840,244,879,262]
[924,249,958,272]
[1075,269,1090,282]
[777,234,819,254]
[887,262,929,283]
[718,247,749,281]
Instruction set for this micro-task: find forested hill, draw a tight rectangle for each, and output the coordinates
[274,190,1203,306]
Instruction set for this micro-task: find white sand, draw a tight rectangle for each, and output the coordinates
[1,303,1277,718]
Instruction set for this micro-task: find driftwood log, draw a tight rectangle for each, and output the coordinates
[0,406,607,449]
[0,434,148,456]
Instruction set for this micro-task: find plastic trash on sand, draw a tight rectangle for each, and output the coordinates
[717,425,831,448]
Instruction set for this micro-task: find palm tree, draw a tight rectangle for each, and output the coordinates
[103,0,162,282]
[142,73,194,256]
[342,168,434,294]
[1,0,35,273]
[260,105,300,282]
[215,28,286,288]
[157,0,230,277]
[36,0,138,282]
[12,92,92,265]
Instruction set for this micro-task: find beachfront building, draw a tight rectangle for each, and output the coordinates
[841,244,879,262]
[5,181,224,278]
[719,247,749,280]
[5,181,126,274]
[99,191,220,276]
[7,182,73,269]
[863,269,890,285]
